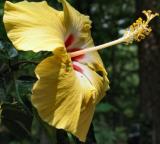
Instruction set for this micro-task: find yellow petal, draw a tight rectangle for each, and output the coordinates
[59,0,92,41]
[3,1,65,52]
[73,61,109,105]
[32,48,109,142]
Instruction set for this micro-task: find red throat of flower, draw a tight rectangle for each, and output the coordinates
[65,34,84,73]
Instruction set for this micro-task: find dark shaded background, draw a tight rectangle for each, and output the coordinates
[0,0,160,144]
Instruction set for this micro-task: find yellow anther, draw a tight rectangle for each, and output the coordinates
[124,10,159,44]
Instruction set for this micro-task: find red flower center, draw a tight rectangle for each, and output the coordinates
[65,34,74,48]
[65,34,84,73]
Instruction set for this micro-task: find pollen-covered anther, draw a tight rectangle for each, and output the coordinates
[124,10,159,44]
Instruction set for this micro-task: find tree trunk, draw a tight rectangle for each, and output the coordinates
[135,0,160,144]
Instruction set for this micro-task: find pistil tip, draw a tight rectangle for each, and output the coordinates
[124,10,159,44]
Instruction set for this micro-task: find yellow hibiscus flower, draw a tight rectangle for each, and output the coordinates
[4,0,109,141]
[3,0,158,141]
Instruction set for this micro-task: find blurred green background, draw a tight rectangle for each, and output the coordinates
[0,0,160,144]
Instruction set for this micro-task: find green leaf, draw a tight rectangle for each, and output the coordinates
[0,42,18,60]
